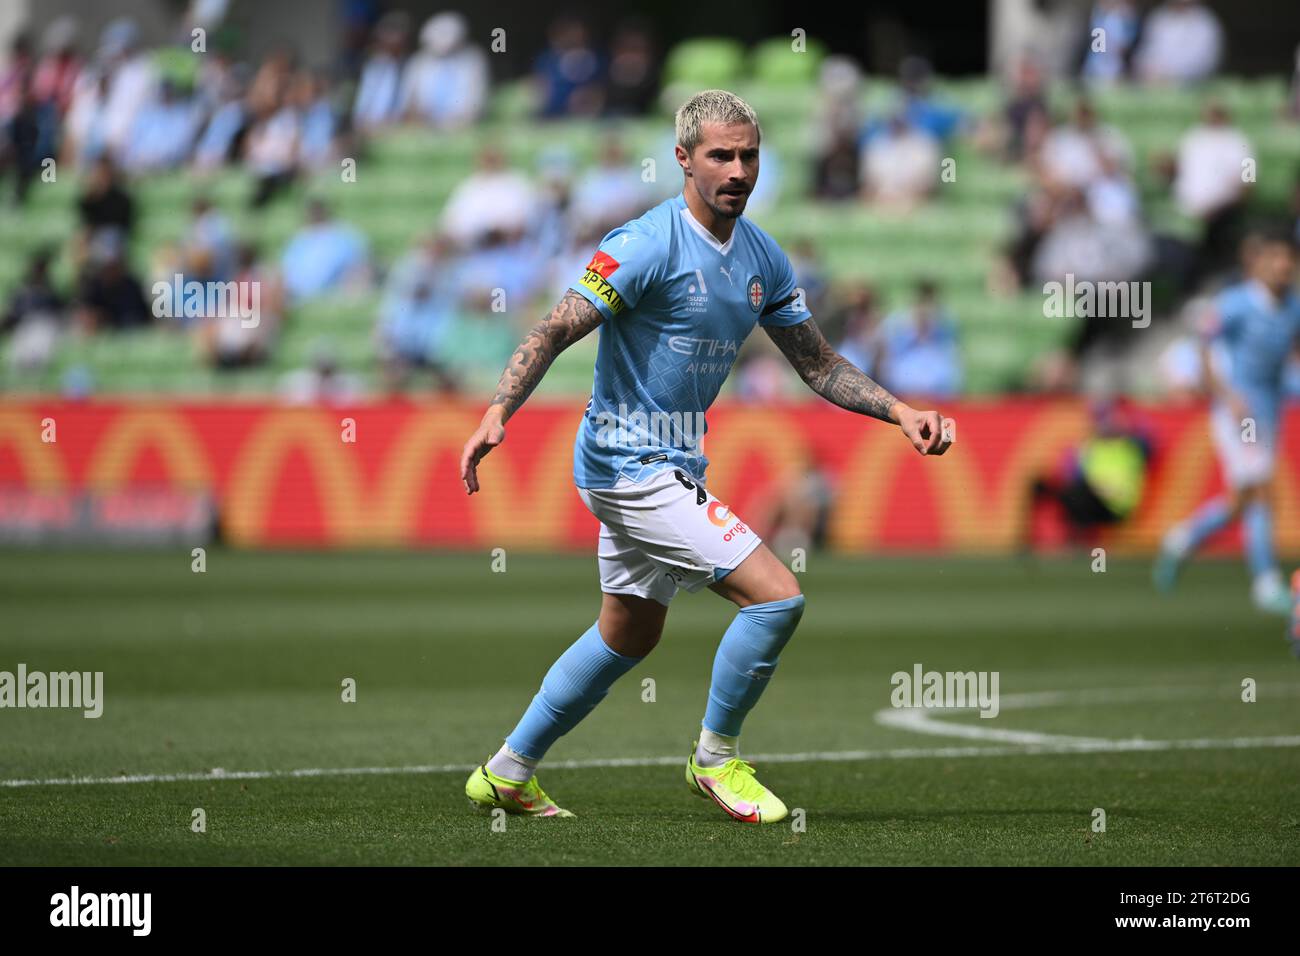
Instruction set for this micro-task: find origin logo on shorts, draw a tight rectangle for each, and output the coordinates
[708,501,749,542]
[581,252,626,315]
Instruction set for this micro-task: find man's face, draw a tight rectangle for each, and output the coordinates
[1252,242,1297,291]
[678,121,759,219]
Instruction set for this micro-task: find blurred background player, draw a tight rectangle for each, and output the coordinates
[1024,397,1152,550]
[1155,227,1300,614]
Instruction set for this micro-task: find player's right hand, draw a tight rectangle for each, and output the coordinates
[460,414,506,495]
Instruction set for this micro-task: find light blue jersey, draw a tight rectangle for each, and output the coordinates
[567,193,810,489]
[1206,280,1300,426]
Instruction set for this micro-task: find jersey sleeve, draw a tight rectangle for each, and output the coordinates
[757,243,812,328]
[568,221,662,320]
[1200,288,1242,343]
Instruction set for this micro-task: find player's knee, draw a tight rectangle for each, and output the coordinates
[769,566,803,606]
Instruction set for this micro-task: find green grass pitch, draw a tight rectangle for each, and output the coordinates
[1,548,1297,866]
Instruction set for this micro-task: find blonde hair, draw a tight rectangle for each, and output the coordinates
[675,89,761,155]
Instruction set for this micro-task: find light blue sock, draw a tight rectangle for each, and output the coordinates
[505,621,642,761]
[703,594,805,737]
[1243,501,1277,579]
[1175,497,1234,554]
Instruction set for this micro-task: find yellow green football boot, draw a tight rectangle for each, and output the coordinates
[685,740,788,824]
[465,762,574,818]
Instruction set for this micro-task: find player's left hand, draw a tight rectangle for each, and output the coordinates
[896,406,954,456]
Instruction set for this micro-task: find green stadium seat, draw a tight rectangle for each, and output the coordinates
[663,38,746,88]
[749,36,825,86]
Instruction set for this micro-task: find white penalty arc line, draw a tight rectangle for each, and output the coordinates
[873,683,1300,748]
[4,686,1298,789]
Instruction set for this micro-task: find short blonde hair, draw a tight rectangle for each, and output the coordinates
[675,89,761,155]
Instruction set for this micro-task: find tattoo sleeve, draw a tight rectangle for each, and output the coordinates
[765,318,899,423]
[487,290,605,421]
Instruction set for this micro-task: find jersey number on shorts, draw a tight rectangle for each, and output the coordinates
[673,469,707,505]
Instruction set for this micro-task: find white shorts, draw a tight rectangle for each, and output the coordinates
[576,467,764,607]
[1211,403,1277,488]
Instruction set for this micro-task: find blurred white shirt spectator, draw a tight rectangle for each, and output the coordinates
[245,105,299,177]
[400,13,488,129]
[1135,0,1222,85]
[1173,107,1251,218]
[441,149,537,248]
[861,117,939,205]
[1038,102,1132,191]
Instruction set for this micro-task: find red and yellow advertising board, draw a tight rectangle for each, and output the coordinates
[0,400,1295,553]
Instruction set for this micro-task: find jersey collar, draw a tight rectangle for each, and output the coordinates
[678,194,736,255]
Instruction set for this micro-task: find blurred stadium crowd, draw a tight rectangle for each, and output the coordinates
[1,0,1299,404]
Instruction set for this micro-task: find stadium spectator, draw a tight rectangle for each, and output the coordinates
[185,196,237,283]
[441,145,537,249]
[812,57,864,199]
[62,67,111,169]
[1036,99,1133,193]
[863,56,965,145]
[352,11,409,132]
[860,114,940,208]
[244,79,301,207]
[199,244,283,370]
[1169,101,1253,279]
[2,250,64,373]
[31,16,82,123]
[531,146,577,264]
[97,18,158,163]
[570,138,651,236]
[192,62,249,170]
[789,238,829,321]
[533,16,604,118]
[602,21,658,117]
[400,12,488,129]
[0,34,32,128]
[1081,0,1139,85]
[122,79,201,173]
[813,125,860,201]
[1086,151,1142,226]
[377,233,459,393]
[280,199,370,302]
[292,71,338,171]
[876,280,964,398]
[75,229,151,333]
[246,42,295,120]
[1032,189,1153,289]
[1134,0,1223,86]
[4,76,44,203]
[76,156,136,256]
[832,282,885,378]
[996,54,1050,163]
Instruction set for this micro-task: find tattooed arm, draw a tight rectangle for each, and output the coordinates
[460,290,605,493]
[765,317,953,456]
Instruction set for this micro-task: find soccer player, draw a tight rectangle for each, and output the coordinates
[1155,227,1300,614]
[458,90,953,822]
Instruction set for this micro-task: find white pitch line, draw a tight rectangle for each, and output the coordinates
[6,685,1299,790]
[4,736,1300,789]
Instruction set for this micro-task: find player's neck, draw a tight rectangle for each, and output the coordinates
[681,188,737,245]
